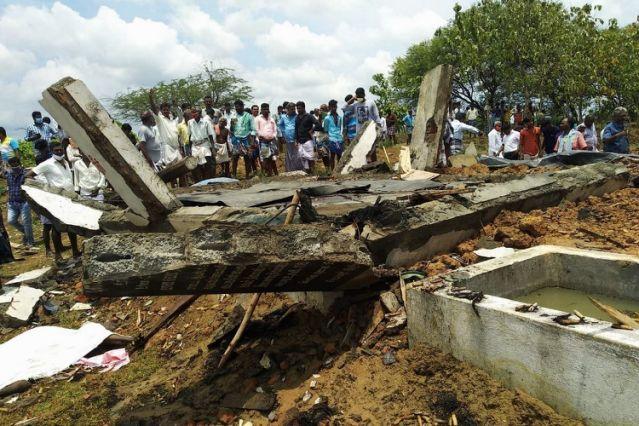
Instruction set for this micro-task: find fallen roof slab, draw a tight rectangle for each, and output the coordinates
[334,120,377,175]
[82,224,377,297]
[178,179,443,207]
[360,162,629,266]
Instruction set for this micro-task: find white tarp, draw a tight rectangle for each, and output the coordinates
[474,247,516,258]
[0,322,112,390]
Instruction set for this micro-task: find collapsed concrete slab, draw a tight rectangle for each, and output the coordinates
[82,224,377,297]
[40,77,182,223]
[158,156,198,183]
[334,120,377,175]
[22,180,120,236]
[406,245,639,425]
[410,64,454,170]
[359,162,628,266]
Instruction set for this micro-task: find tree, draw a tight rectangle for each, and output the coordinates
[110,62,252,121]
[385,0,638,120]
[369,73,402,115]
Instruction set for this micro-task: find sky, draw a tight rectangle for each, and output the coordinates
[0,0,635,135]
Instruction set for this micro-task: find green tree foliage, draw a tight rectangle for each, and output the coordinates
[386,0,639,118]
[369,73,403,115]
[110,62,252,122]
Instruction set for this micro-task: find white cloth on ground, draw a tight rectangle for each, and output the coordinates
[0,322,113,390]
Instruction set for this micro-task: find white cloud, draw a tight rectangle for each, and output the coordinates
[0,0,637,134]
[256,21,341,63]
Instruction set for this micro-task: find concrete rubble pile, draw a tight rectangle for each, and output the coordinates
[32,74,631,298]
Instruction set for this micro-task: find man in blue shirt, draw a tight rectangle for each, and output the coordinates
[602,107,630,154]
[323,100,343,171]
[3,157,34,248]
[403,109,415,143]
[343,94,357,143]
[279,101,303,171]
[25,111,56,143]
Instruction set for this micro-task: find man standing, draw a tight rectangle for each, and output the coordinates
[3,157,34,249]
[187,108,216,181]
[488,121,503,157]
[149,89,182,168]
[202,95,217,125]
[499,123,521,159]
[602,107,629,154]
[121,123,138,146]
[221,102,236,123]
[137,112,162,169]
[230,100,255,178]
[580,114,598,151]
[280,102,302,171]
[540,117,559,155]
[386,110,398,145]
[450,112,482,155]
[25,111,56,159]
[177,108,191,156]
[0,127,20,164]
[343,95,358,144]
[295,101,317,173]
[403,109,415,143]
[519,118,542,158]
[343,88,381,161]
[466,105,479,128]
[26,141,80,263]
[323,100,344,171]
[73,151,107,201]
[555,117,588,153]
[255,103,278,176]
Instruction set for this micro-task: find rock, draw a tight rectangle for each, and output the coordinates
[461,252,479,264]
[267,411,277,422]
[449,154,478,168]
[2,286,45,326]
[5,267,52,287]
[518,215,546,237]
[302,390,312,402]
[382,350,396,365]
[259,353,272,370]
[385,308,407,334]
[379,291,401,313]
[220,392,276,412]
[217,411,236,425]
[455,241,476,254]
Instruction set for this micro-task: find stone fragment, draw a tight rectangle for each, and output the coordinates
[379,291,401,313]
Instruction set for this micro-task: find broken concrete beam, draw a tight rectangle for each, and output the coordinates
[361,162,628,267]
[40,77,181,223]
[1,286,44,326]
[158,156,198,183]
[23,180,120,236]
[410,64,454,170]
[334,120,377,175]
[5,267,52,287]
[82,224,377,297]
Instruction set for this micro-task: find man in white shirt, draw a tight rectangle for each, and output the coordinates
[499,122,521,160]
[187,109,216,182]
[488,121,503,157]
[149,89,182,167]
[26,141,80,262]
[73,151,107,201]
[202,95,218,125]
[580,114,598,151]
[450,112,482,155]
[137,112,162,169]
[466,106,479,128]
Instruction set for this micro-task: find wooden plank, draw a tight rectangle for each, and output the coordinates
[158,156,198,182]
[410,64,454,170]
[40,77,181,223]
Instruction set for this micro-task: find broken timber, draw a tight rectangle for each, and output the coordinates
[82,223,377,296]
[158,156,198,183]
[333,120,377,175]
[40,77,181,224]
[410,64,454,170]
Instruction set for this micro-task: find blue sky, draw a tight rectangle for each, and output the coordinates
[0,0,634,135]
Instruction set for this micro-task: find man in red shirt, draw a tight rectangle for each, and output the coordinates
[519,118,542,158]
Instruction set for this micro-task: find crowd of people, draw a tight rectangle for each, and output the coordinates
[0,88,633,265]
[447,101,631,162]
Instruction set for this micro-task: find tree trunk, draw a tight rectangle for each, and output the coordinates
[158,157,198,182]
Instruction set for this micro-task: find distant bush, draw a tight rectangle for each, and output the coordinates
[18,140,35,167]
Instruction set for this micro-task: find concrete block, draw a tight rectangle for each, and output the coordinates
[1,286,44,326]
[406,245,639,425]
[82,223,377,297]
[5,267,52,286]
[410,64,454,170]
[334,121,377,175]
